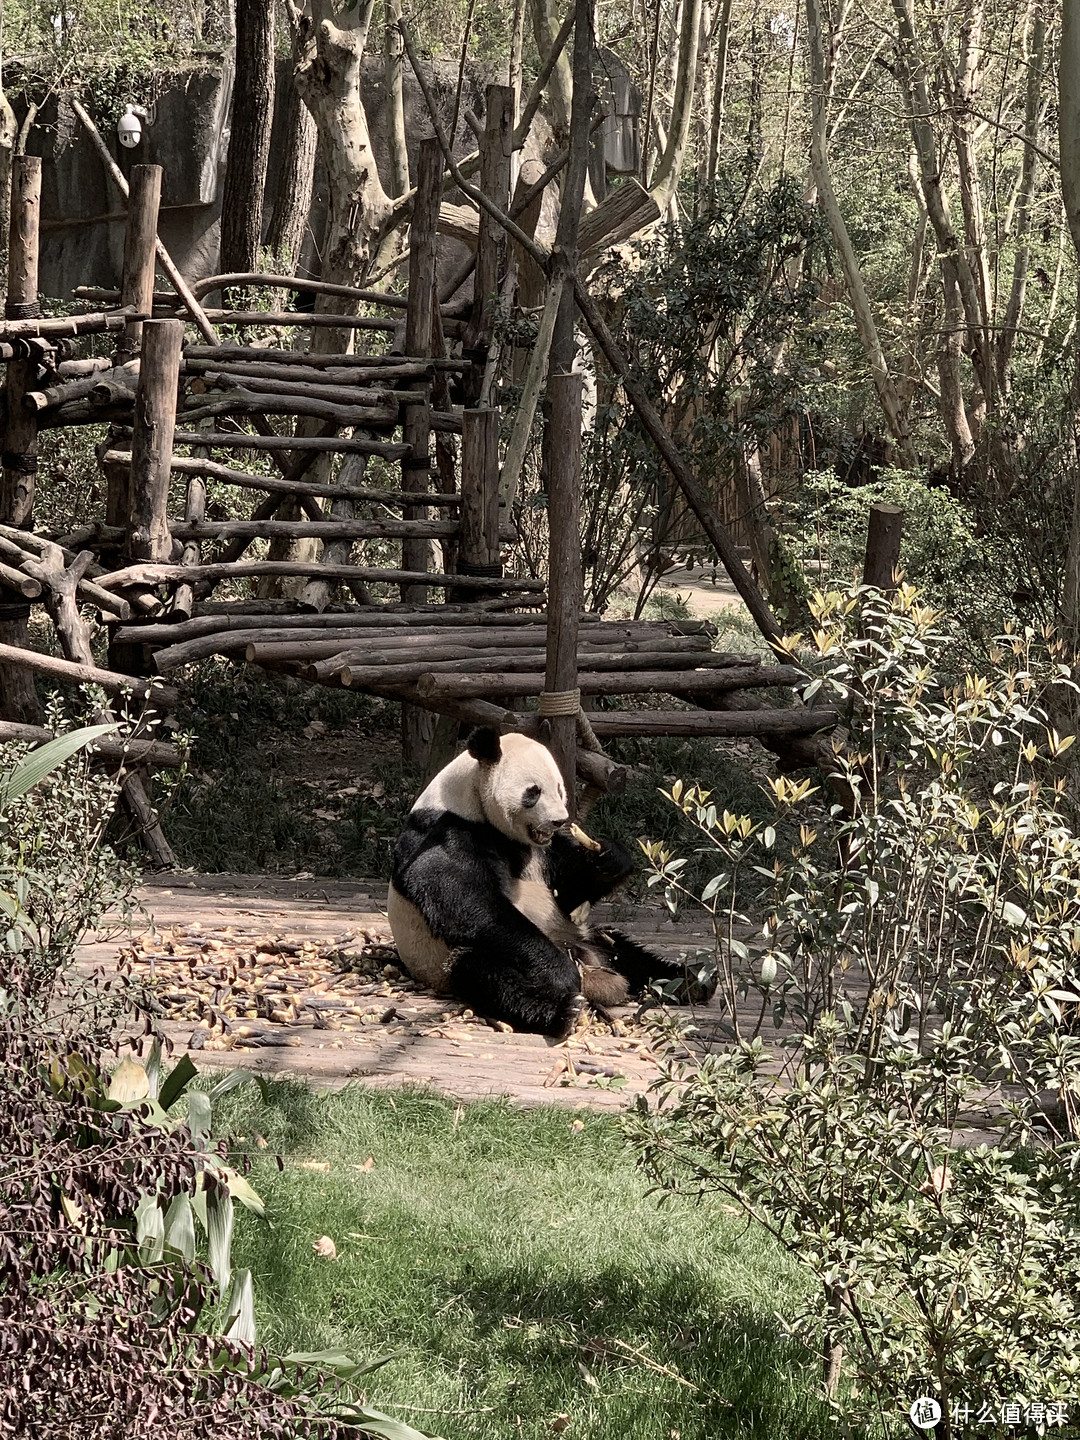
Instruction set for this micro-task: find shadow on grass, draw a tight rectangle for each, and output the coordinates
[216,1082,843,1440]
[415,1260,837,1439]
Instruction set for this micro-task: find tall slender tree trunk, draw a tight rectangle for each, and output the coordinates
[806,0,916,465]
[649,0,703,203]
[0,86,15,306]
[1058,0,1080,641]
[266,1,318,270]
[706,0,733,189]
[998,0,1045,389]
[220,0,276,273]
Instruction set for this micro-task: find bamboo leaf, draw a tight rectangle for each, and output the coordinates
[144,1038,162,1101]
[0,724,118,806]
[163,1192,196,1263]
[205,1180,234,1293]
[185,1090,212,1145]
[135,1193,164,1264]
[158,1054,199,1112]
[224,1267,256,1345]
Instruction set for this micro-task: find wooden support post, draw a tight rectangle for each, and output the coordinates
[128,320,183,562]
[466,83,514,386]
[862,503,903,592]
[172,470,206,619]
[2,155,41,527]
[401,136,442,603]
[108,164,163,529]
[400,135,443,768]
[0,155,43,724]
[543,370,583,812]
[451,407,501,603]
[115,164,162,365]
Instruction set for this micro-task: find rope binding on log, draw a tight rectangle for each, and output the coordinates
[539,687,581,716]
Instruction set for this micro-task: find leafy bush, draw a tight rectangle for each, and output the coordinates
[0,730,435,1440]
[631,585,1080,1432]
[0,721,139,998]
[790,468,1007,646]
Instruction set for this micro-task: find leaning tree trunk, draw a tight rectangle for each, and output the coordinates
[220,0,276,273]
[266,0,318,270]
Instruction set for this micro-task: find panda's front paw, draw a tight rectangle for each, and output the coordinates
[593,839,634,887]
[549,990,585,1040]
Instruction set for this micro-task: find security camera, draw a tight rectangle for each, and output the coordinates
[117,104,150,149]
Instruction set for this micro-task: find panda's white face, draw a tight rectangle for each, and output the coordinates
[478,733,569,847]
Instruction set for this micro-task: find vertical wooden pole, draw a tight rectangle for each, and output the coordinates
[172,471,206,619]
[862,503,903,591]
[400,136,443,766]
[543,371,583,812]
[0,155,42,723]
[115,163,162,365]
[2,155,41,527]
[128,319,183,562]
[401,135,441,601]
[108,164,163,529]
[472,85,514,342]
[451,407,501,602]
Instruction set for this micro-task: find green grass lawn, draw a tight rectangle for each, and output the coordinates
[214,1082,836,1440]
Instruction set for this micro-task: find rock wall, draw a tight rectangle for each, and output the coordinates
[28,55,490,302]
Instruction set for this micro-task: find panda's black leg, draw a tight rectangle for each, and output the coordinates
[599,929,718,1006]
[449,935,583,1038]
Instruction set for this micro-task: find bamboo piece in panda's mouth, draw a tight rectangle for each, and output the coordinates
[569,822,602,852]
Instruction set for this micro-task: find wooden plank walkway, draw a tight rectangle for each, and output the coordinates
[77,872,728,1112]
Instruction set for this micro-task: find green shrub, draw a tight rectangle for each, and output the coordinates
[0,718,138,998]
[630,585,1080,1434]
[790,468,1006,643]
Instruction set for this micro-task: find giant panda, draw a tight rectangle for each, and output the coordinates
[387,726,715,1037]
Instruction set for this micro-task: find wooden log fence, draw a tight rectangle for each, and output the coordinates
[0,110,838,868]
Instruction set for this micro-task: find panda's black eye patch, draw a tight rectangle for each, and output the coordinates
[521,785,541,809]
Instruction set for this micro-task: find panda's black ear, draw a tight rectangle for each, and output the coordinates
[466,726,502,764]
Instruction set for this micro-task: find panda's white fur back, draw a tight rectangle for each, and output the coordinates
[387,882,453,992]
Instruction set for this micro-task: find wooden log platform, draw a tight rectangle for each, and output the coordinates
[103,451,467,506]
[0,640,178,707]
[93,561,546,593]
[169,518,464,542]
[167,430,410,458]
[578,708,837,738]
[414,664,804,700]
[0,720,181,766]
[183,345,466,371]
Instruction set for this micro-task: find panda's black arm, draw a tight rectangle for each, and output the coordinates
[396,840,582,1035]
[548,833,636,916]
[396,834,565,954]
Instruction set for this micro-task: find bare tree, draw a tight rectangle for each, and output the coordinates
[294,0,393,298]
[1059,0,1080,639]
[266,0,318,271]
[806,0,916,464]
[220,0,276,273]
